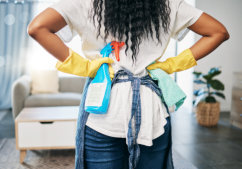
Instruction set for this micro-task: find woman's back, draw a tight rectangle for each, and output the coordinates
[50,0,203,75]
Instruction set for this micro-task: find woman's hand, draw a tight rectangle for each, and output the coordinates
[85,53,115,80]
[56,48,114,78]
[147,48,197,74]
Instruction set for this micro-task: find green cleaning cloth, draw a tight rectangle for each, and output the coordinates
[147,68,187,111]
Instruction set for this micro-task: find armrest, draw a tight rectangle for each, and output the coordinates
[11,75,31,119]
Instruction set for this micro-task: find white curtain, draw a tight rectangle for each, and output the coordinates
[0,0,34,109]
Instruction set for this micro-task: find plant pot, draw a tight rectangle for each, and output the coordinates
[195,101,220,127]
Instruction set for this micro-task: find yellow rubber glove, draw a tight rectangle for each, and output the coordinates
[146,48,197,74]
[56,48,114,78]
[108,63,115,80]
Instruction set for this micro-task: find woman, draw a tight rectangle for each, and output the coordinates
[27,0,229,169]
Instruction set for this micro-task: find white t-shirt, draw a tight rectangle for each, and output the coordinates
[49,0,203,146]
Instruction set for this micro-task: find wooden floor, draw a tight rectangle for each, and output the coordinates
[0,108,242,169]
[170,109,242,169]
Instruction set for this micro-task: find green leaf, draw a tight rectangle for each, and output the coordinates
[194,88,208,96]
[193,95,206,106]
[211,91,226,99]
[203,68,221,81]
[194,89,200,96]
[203,74,211,81]
[193,100,196,105]
[210,79,225,90]
[194,79,206,84]
[208,67,220,74]
[198,91,207,96]
[205,96,217,103]
[193,71,203,78]
[210,71,221,79]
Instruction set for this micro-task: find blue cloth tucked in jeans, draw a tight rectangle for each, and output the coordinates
[75,69,174,169]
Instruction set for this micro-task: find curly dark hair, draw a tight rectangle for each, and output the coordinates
[90,0,171,62]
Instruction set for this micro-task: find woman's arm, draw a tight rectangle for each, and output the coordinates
[27,8,69,62]
[147,12,230,74]
[188,12,230,61]
[27,8,114,78]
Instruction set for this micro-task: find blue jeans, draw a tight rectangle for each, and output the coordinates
[84,116,171,169]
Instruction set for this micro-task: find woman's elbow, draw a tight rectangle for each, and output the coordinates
[27,21,42,38]
[27,17,50,38]
[216,27,230,42]
[221,28,230,41]
[224,31,230,41]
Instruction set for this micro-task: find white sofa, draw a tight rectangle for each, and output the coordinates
[11,75,86,119]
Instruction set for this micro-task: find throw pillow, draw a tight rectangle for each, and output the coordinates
[30,69,59,94]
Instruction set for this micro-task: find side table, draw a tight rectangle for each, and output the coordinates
[15,106,79,163]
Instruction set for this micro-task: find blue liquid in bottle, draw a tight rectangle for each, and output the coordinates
[84,42,113,114]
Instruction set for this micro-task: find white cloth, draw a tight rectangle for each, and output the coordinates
[49,0,203,146]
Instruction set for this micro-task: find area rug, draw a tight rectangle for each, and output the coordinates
[0,138,197,169]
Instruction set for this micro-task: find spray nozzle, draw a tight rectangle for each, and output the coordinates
[110,41,125,62]
[100,42,113,57]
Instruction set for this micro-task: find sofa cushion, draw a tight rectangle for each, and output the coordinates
[24,92,82,107]
[30,69,59,94]
[59,76,86,93]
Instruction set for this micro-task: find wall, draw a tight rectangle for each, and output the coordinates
[194,0,242,111]
[175,0,197,114]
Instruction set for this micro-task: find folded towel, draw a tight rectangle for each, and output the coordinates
[147,68,186,111]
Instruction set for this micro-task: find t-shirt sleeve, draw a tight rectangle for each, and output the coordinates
[171,0,204,41]
[49,0,84,42]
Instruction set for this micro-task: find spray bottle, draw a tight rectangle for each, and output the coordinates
[84,41,124,114]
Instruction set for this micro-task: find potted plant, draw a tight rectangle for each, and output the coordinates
[193,67,225,127]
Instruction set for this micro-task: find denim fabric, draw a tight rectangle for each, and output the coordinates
[83,125,129,169]
[75,69,174,169]
[83,116,171,169]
